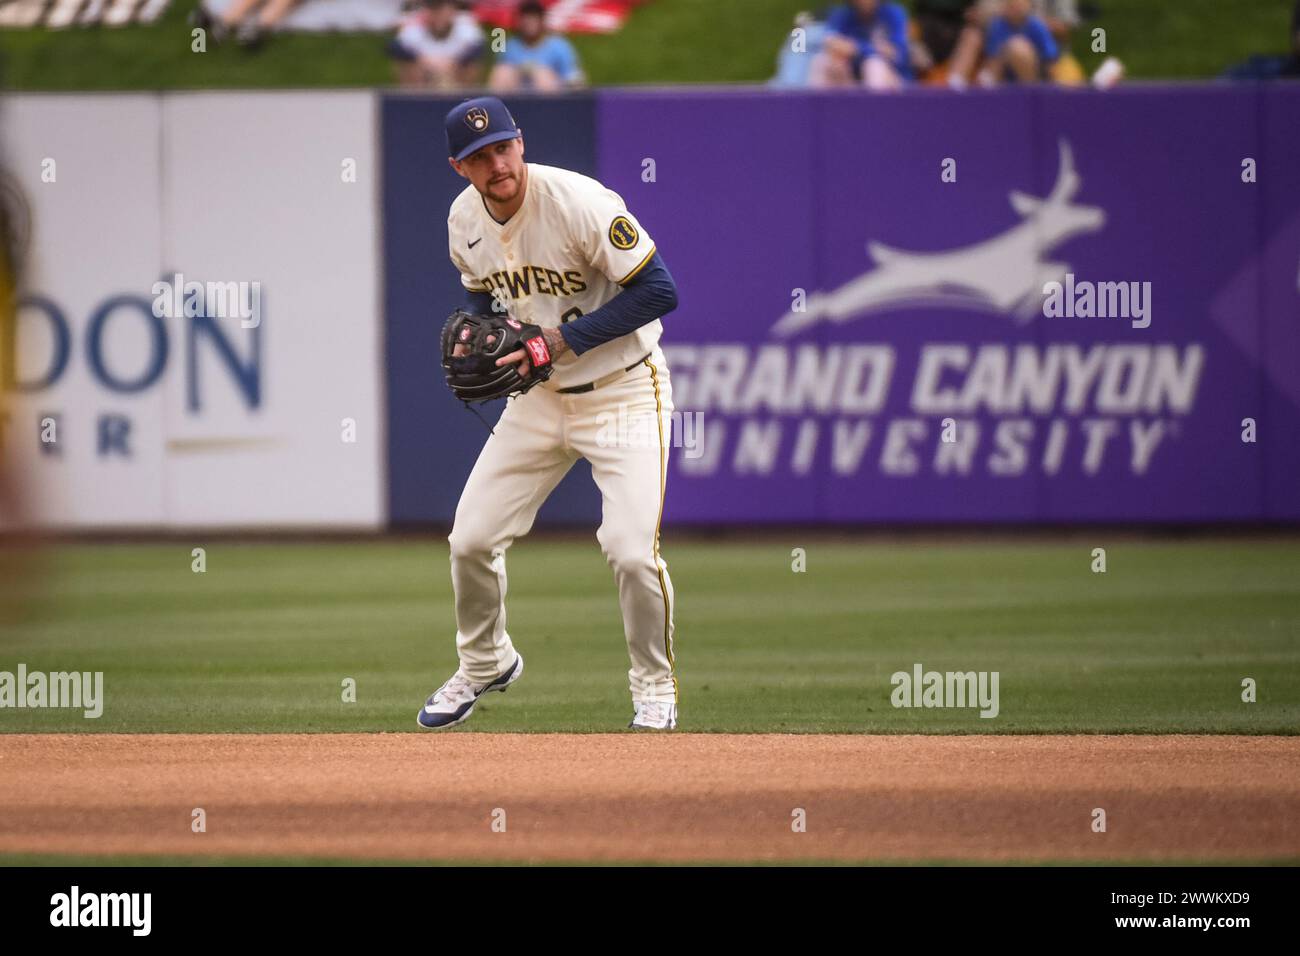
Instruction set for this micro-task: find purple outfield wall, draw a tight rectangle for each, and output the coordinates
[594,86,1300,524]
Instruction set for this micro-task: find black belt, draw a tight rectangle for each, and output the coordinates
[557,353,651,394]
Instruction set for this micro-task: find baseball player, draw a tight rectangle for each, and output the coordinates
[418,96,681,731]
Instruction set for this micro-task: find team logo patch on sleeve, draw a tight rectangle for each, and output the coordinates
[608,216,639,250]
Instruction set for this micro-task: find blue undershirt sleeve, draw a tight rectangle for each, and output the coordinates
[465,289,498,314]
[557,251,679,356]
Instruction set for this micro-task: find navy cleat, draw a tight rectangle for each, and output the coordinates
[417,653,524,730]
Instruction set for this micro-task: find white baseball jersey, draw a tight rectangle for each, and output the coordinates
[447,163,662,390]
[440,161,678,716]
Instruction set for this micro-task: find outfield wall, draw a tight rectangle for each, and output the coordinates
[386,85,1300,525]
[2,93,386,529]
[5,86,1299,528]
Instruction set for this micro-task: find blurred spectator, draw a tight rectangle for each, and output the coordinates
[776,0,1106,91]
[942,0,996,88]
[1033,0,1086,83]
[389,0,486,90]
[941,0,1086,88]
[1223,0,1300,80]
[1035,0,1081,40]
[810,0,911,90]
[0,166,26,551]
[911,0,977,80]
[977,0,1059,85]
[489,1,585,92]
[189,0,301,48]
[771,10,832,88]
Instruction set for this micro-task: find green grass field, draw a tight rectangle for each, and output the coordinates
[0,0,1289,91]
[1,536,1297,734]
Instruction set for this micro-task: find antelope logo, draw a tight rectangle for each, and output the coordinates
[773,141,1106,336]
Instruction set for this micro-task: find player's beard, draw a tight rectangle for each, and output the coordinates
[484,168,523,204]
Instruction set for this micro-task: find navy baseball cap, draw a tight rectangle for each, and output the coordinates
[446,97,521,161]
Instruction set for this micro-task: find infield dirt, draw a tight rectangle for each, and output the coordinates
[1,734,1296,863]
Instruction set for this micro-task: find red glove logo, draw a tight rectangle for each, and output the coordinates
[525,336,550,368]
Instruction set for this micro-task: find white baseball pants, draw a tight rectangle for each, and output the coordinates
[446,346,677,705]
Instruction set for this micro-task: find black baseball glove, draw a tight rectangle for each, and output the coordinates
[440,309,554,404]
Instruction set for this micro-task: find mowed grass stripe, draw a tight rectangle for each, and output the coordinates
[0,539,1296,733]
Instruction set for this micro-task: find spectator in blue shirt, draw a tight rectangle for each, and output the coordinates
[489,1,585,92]
[980,0,1059,84]
[810,0,912,91]
[770,11,830,88]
